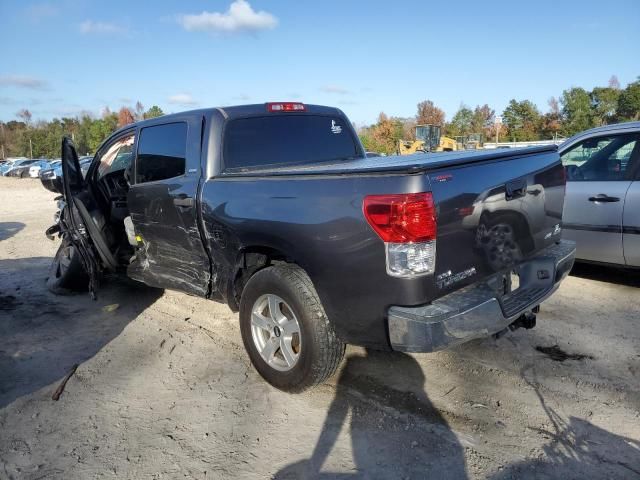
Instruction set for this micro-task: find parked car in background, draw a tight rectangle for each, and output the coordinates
[3,159,41,177]
[559,121,640,267]
[0,157,28,175]
[28,160,53,178]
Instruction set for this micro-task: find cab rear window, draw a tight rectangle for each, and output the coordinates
[223,114,360,170]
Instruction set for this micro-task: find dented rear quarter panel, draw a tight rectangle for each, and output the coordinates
[200,172,436,349]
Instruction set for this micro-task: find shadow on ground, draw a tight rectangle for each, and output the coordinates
[0,222,25,242]
[274,350,469,479]
[0,256,162,408]
[488,366,640,479]
[570,261,640,287]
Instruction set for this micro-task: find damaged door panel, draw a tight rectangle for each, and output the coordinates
[59,136,121,295]
[126,117,211,297]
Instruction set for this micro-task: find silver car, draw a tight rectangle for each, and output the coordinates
[559,121,640,267]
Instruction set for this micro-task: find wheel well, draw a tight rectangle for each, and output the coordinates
[229,247,290,311]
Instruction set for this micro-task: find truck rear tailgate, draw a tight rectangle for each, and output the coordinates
[427,147,565,295]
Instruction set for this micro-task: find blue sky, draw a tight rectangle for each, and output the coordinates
[1,0,638,126]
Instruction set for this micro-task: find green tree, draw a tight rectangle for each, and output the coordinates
[502,99,541,141]
[560,87,594,135]
[75,115,94,155]
[616,79,640,121]
[144,105,164,119]
[471,104,495,138]
[88,112,118,153]
[446,105,474,137]
[591,87,619,126]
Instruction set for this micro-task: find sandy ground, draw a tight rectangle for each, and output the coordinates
[0,176,639,480]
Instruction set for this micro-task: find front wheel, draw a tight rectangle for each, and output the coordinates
[239,264,345,392]
[47,237,88,293]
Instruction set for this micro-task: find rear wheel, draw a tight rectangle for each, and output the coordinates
[47,237,88,293]
[239,264,345,392]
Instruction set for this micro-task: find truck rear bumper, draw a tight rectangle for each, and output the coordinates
[387,240,576,352]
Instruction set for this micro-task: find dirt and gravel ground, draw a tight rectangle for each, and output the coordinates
[0,177,639,479]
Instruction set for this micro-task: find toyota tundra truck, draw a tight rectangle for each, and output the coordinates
[45,102,575,392]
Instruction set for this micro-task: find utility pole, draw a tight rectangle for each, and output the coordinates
[494,116,502,146]
[29,138,33,159]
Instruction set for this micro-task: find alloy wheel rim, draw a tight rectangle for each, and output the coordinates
[250,294,301,372]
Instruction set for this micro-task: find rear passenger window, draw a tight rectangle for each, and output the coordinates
[136,123,187,183]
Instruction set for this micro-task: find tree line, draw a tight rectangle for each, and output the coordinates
[0,103,164,159]
[2,75,639,159]
[360,75,640,154]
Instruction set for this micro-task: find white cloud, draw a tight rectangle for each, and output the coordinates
[320,85,351,95]
[79,20,127,35]
[177,0,277,34]
[168,93,199,106]
[0,75,48,90]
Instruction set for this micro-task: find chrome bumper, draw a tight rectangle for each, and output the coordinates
[388,240,576,352]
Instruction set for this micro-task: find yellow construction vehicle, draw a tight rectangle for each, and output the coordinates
[398,124,457,155]
[453,133,484,150]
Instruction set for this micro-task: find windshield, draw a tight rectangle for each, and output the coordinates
[223,114,361,169]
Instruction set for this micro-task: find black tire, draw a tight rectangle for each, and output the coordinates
[47,237,89,294]
[239,264,345,392]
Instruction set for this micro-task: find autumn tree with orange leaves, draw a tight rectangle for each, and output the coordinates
[416,100,445,126]
[117,107,135,127]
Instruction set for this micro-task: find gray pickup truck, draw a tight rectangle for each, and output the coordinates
[46,102,575,391]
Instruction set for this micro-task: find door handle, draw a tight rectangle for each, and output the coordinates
[173,195,194,208]
[588,194,620,203]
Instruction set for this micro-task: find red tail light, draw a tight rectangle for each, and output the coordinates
[363,193,437,243]
[266,102,305,112]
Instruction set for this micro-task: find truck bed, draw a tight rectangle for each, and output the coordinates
[221,145,558,176]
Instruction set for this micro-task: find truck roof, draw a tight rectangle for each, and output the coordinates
[110,103,346,137]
